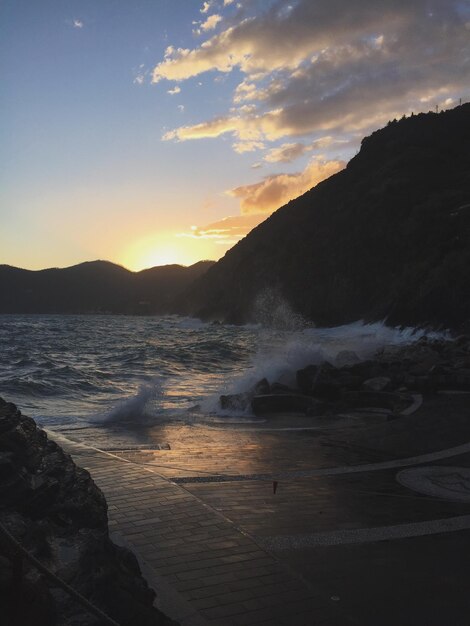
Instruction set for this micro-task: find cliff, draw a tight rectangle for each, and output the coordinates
[175,104,470,330]
[0,397,177,626]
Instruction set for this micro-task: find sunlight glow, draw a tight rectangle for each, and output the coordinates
[122,232,215,271]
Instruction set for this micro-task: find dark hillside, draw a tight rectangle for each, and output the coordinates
[0,260,214,314]
[175,105,470,330]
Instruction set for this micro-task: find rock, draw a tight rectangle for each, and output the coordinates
[455,335,470,347]
[252,378,271,395]
[220,377,270,411]
[220,392,251,411]
[0,555,14,589]
[312,380,343,401]
[252,394,319,416]
[336,373,364,392]
[296,365,320,395]
[361,376,392,392]
[0,398,177,626]
[335,351,361,368]
[297,364,353,400]
[270,382,293,394]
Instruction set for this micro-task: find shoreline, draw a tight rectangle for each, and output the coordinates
[47,381,470,626]
[3,334,470,623]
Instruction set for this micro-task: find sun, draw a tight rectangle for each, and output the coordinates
[136,243,187,268]
[122,232,213,271]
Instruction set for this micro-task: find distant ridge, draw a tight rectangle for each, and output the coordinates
[0,260,214,314]
[175,104,470,330]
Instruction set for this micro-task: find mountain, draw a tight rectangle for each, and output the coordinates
[0,259,214,314]
[174,104,470,330]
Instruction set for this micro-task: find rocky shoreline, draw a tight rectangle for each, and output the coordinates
[2,334,470,625]
[0,397,177,626]
[220,335,470,421]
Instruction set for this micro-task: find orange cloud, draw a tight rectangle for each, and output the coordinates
[229,158,345,215]
[264,142,309,163]
[178,214,267,246]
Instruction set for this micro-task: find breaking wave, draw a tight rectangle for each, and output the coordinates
[0,313,449,436]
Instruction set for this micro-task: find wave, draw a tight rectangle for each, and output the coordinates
[1,314,451,434]
[202,320,449,415]
[104,378,165,425]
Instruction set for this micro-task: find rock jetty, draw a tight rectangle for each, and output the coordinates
[220,336,470,419]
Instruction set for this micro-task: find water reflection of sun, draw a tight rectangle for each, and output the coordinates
[123,233,213,270]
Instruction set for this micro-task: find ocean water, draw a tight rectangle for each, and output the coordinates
[0,314,445,446]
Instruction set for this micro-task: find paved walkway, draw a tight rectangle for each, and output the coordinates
[49,409,470,626]
[52,433,348,626]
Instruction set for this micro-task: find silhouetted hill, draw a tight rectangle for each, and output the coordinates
[175,104,470,330]
[0,260,214,314]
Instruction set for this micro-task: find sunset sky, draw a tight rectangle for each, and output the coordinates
[1,0,469,271]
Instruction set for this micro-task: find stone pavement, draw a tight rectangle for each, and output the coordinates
[52,433,348,626]
[49,405,470,626]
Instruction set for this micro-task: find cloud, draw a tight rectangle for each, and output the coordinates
[161,109,283,142]
[73,19,83,29]
[177,104,185,112]
[233,140,265,153]
[264,142,309,163]
[229,157,345,214]
[167,86,181,95]
[178,214,267,245]
[201,14,223,32]
[154,0,470,149]
[200,2,212,14]
[133,63,148,86]
[153,2,424,82]
[263,137,341,163]
[224,0,235,5]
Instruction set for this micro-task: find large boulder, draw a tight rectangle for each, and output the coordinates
[220,378,270,411]
[0,398,177,626]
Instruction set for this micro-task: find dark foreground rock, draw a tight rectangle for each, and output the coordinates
[0,398,177,626]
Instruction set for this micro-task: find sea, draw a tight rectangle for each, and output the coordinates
[0,314,446,448]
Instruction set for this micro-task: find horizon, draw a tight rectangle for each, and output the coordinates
[2,0,469,271]
[1,257,215,273]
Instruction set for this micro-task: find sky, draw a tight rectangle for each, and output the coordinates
[1,0,469,271]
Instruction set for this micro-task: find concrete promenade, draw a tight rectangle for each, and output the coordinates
[50,397,470,626]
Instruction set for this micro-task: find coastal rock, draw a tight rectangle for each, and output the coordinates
[220,392,251,411]
[362,377,392,392]
[296,364,361,400]
[270,382,294,394]
[220,378,270,411]
[251,393,321,416]
[335,350,361,368]
[296,365,320,396]
[0,397,177,626]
